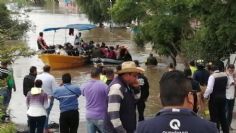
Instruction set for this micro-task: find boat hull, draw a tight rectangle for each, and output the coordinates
[91,58,123,65]
[39,54,88,70]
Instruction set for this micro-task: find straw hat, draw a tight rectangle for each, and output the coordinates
[116,61,145,74]
[31,87,42,95]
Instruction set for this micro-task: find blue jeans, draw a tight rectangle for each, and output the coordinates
[5,89,11,107]
[44,97,54,129]
[0,87,8,106]
[87,118,105,133]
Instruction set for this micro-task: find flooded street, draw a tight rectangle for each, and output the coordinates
[8,2,167,126]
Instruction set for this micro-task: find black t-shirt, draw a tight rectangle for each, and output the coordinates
[187,78,201,92]
[23,74,36,96]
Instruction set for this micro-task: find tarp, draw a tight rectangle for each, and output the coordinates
[66,24,97,31]
[43,27,67,32]
[43,24,96,32]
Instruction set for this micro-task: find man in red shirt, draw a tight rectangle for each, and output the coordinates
[37,32,48,50]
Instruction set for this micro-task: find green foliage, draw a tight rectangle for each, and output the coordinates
[0,96,4,121]
[76,0,111,25]
[0,96,16,132]
[140,0,193,64]
[110,0,236,63]
[133,31,145,47]
[190,0,236,61]
[108,0,196,64]
[110,0,145,24]
[0,3,30,40]
[0,3,31,131]
[0,43,34,62]
[0,3,34,62]
[0,123,16,133]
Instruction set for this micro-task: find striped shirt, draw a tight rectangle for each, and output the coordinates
[107,76,140,133]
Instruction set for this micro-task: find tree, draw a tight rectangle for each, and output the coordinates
[109,0,195,65]
[76,0,111,26]
[110,0,145,24]
[183,0,236,62]
[0,3,30,40]
[111,0,236,64]
[0,3,33,127]
[0,2,34,62]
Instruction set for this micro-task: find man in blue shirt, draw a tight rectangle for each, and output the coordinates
[53,73,81,133]
[136,70,218,133]
[193,60,210,86]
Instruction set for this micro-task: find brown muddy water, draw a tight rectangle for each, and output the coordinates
[8,3,171,126]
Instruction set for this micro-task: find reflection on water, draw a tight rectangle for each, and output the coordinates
[9,2,167,125]
[144,66,167,115]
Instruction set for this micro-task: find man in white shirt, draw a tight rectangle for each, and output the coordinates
[36,65,57,133]
[203,61,228,133]
[225,64,235,129]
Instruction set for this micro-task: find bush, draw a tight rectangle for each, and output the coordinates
[0,96,16,133]
[0,123,16,133]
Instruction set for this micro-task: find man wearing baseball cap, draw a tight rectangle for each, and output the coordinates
[105,61,144,133]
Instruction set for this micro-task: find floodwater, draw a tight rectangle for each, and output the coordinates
[8,2,168,126]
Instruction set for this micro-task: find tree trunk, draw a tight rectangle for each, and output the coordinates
[99,22,104,28]
[170,54,177,67]
[170,42,189,68]
[55,0,59,4]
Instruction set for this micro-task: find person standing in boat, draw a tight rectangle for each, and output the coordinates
[74,32,81,46]
[37,32,48,50]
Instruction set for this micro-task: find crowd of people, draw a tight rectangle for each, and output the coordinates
[1,56,236,133]
[183,60,235,133]
[0,31,233,133]
[37,31,161,67]
[37,32,134,62]
[22,61,150,133]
